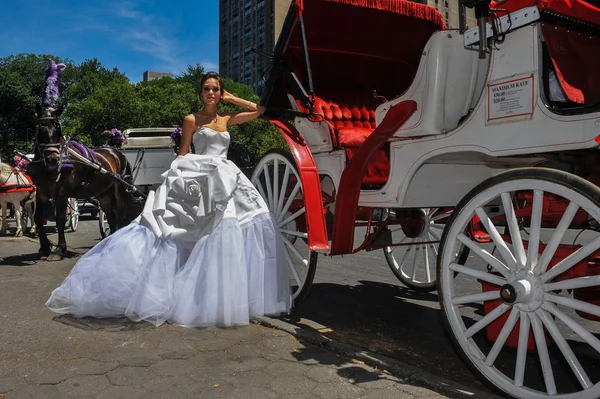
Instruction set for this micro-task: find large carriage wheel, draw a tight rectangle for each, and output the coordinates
[98,209,111,239]
[251,149,318,306]
[383,207,469,292]
[438,168,600,399]
[66,198,79,232]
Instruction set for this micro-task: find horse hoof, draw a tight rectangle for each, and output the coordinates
[46,252,64,262]
[38,248,52,257]
[15,231,23,237]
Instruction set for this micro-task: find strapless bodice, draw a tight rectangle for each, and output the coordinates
[193,127,229,158]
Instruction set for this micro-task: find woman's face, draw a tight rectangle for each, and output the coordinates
[201,78,221,105]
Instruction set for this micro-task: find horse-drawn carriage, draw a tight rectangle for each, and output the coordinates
[93,127,176,237]
[252,0,600,397]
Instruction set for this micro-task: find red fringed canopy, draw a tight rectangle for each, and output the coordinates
[264,0,445,110]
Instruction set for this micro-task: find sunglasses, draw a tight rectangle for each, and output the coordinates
[203,86,220,92]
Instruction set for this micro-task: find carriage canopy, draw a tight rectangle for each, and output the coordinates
[260,0,446,114]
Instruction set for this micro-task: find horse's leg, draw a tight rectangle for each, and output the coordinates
[14,199,23,237]
[34,195,52,256]
[97,194,118,235]
[28,197,37,236]
[47,195,68,261]
[0,201,7,235]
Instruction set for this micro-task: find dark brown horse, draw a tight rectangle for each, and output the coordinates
[27,104,141,260]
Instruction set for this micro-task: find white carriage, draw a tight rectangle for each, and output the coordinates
[252,0,600,397]
[120,128,177,193]
[92,127,176,237]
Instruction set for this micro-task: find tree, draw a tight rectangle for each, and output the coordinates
[0,53,286,169]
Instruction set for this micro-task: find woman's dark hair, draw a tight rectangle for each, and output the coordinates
[199,72,224,96]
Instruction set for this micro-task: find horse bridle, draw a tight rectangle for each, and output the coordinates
[34,116,66,168]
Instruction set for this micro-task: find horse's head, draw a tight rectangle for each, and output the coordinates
[35,103,64,166]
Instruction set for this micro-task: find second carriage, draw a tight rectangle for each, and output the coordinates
[251,0,600,397]
[97,128,177,237]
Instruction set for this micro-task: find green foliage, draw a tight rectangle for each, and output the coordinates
[0,56,287,168]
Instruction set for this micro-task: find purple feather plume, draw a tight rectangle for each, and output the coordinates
[41,58,66,107]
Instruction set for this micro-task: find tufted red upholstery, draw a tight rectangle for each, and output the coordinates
[297,96,389,186]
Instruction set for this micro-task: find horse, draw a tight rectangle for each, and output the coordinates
[0,162,37,237]
[27,103,142,260]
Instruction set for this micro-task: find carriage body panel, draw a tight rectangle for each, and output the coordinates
[121,128,176,191]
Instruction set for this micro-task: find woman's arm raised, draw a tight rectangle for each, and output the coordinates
[178,114,196,156]
[222,90,265,126]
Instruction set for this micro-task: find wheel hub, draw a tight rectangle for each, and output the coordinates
[397,208,428,238]
[501,269,544,311]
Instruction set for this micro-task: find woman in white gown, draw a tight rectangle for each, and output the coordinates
[46,72,292,328]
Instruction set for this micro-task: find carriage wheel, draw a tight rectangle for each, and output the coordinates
[383,208,469,292]
[98,209,111,239]
[251,149,318,306]
[438,168,600,399]
[67,198,79,232]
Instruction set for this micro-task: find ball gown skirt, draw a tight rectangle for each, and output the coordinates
[45,151,292,328]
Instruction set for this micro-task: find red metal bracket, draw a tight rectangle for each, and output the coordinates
[267,119,330,253]
[329,100,417,255]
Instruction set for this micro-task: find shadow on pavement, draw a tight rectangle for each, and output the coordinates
[0,252,41,267]
[282,280,485,391]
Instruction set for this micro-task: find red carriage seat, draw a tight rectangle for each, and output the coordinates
[297,95,389,186]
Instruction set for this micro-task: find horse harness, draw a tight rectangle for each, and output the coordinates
[0,165,36,205]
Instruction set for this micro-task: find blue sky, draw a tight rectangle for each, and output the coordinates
[0,0,220,82]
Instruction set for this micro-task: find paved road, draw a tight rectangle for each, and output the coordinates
[1,217,473,399]
[1,217,493,394]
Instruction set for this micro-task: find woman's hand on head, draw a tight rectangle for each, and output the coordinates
[222,89,233,103]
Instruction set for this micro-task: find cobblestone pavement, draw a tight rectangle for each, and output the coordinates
[0,232,490,399]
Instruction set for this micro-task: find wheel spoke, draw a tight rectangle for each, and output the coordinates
[273,159,279,211]
[424,243,432,283]
[457,233,510,278]
[280,229,308,238]
[514,311,530,387]
[452,290,500,306]
[449,263,506,286]
[475,207,517,270]
[545,293,600,319]
[534,201,579,275]
[278,181,302,223]
[387,235,409,255]
[538,309,592,389]
[526,190,543,270]
[262,163,274,207]
[485,307,520,366]
[410,242,420,280]
[395,239,416,270]
[543,302,600,354]
[545,275,600,291]
[542,235,600,283]
[431,210,452,222]
[464,303,511,338]
[282,241,302,287]
[279,206,306,229]
[501,193,526,266]
[281,234,309,266]
[529,312,557,396]
[256,180,269,207]
[276,166,291,216]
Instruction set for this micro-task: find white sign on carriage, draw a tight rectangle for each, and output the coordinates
[486,75,534,124]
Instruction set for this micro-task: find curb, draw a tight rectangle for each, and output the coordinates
[253,316,503,399]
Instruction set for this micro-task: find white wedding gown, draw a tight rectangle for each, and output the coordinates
[46,127,292,327]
